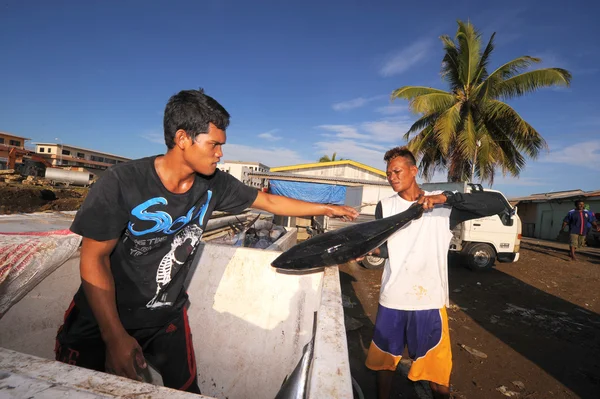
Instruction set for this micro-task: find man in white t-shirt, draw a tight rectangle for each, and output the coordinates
[363,146,506,399]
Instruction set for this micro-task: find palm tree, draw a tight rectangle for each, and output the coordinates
[318,152,342,162]
[392,20,571,183]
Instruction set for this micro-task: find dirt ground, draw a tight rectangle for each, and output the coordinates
[341,243,600,399]
[0,182,88,214]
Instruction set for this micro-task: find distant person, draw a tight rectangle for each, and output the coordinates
[54,88,358,394]
[360,146,507,399]
[560,200,598,261]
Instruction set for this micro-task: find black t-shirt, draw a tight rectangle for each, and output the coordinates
[70,155,258,329]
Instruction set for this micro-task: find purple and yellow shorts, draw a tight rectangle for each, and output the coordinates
[365,305,452,387]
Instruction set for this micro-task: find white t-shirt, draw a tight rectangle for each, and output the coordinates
[378,190,453,310]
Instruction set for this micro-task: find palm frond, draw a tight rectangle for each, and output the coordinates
[473,32,495,84]
[404,112,441,139]
[391,86,450,101]
[433,102,462,153]
[409,93,457,114]
[455,107,477,163]
[484,100,548,157]
[440,35,462,89]
[493,68,572,100]
[456,21,481,86]
[485,56,541,82]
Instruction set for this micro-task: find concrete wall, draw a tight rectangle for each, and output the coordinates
[0,241,352,399]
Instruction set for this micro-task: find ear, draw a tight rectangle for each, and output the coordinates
[174,130,191,150]
[410,164,418,177]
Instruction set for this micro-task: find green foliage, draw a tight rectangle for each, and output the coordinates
[392,20,571,183]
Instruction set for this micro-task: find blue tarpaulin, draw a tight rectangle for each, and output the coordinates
[269,180,346,205]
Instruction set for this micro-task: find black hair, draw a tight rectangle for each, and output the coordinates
[575,199,584,207]
[383,146,416,166]
[163,88,230,149]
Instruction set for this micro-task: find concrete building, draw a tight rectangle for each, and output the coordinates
[218,161,270,189]
[33,143,130,178]
[249,160,391,233]
[0,132,30,169]
[270,160,387,183]
[512,189,600,240]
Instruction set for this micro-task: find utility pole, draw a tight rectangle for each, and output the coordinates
[470,139,481,182]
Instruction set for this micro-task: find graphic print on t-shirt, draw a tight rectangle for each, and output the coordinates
[123,190,213,310]
[146,223,203,308]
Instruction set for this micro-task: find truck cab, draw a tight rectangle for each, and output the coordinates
[422,182,521,270]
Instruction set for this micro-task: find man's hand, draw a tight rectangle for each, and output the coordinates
[417,194,447,210]
[105,332,147,381]
[324,205,359,222]
[356,248,381,262]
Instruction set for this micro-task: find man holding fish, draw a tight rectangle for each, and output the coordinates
[363,147,506,399]
[54,88,358,394]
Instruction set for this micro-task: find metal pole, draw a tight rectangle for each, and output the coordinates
[471,139,481,182]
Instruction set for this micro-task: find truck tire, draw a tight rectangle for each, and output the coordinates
[360,255,385,270]
[466,243,496,271]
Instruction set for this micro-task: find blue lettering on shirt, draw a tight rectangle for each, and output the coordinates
[128,190,213,236]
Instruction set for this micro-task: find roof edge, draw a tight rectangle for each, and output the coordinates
[271,160,385,177]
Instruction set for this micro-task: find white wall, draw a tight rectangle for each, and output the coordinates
[344,185,396,215]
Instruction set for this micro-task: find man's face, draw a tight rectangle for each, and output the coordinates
[183,123,226,176]
[576,201,585,210]
[386,156,418,193]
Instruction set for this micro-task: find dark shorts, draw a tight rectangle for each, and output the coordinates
[55,301,200,394]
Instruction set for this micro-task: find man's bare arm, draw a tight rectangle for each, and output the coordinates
[251,191,358,221]
[80,237,146,380]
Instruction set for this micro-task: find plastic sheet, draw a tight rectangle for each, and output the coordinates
[0,229,81,318]
[269,180,346,205]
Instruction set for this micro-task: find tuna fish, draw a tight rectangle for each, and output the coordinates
[274,312,317,399]
[272,203,424,272]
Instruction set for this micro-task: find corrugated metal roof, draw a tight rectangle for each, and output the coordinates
[247,171,390,186]
[511,189,600,204]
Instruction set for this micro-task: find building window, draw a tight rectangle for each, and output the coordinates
[0,138,4,144]
[77,152,85,158]
[62,149,70,156]
[47,148,52,153]
[9,140,21,146]
[39,147,45,153]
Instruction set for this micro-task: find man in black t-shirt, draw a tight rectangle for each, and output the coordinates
[55,89,358,394]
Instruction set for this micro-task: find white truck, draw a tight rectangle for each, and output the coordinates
[354,182,522,271]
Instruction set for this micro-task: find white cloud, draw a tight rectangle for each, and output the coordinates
[361,118,413,143]
[139,131,164,144]
[380,39,433,77]
[257,129,281,141]
[540,140,600,169]
[332,95,385,111]
[222,143,311,167]
[317,117,413,145]
[317,125,371,140]
[375,104,407,115]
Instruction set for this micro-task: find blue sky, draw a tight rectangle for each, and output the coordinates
[1,0,598,198]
